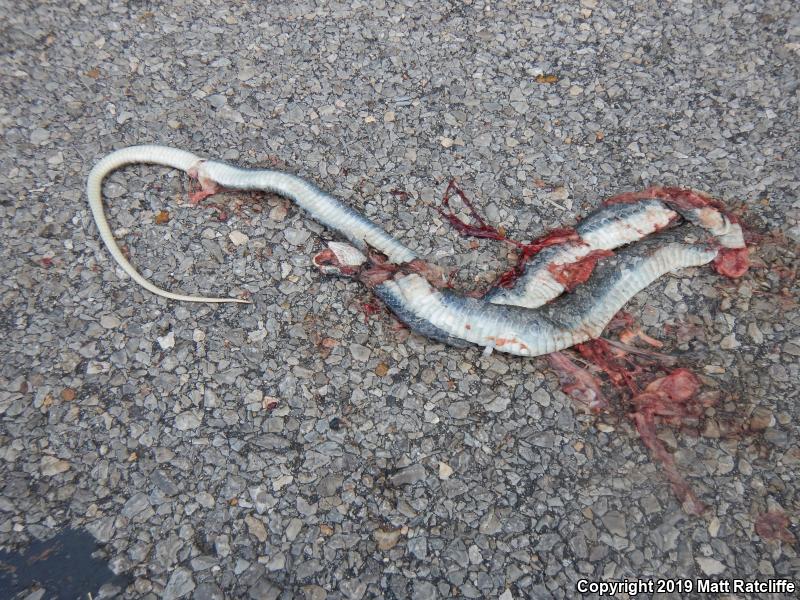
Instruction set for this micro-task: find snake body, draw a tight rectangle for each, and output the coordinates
[486,199,680,309]
[375,226,716,355]
[87,145,747,357]
[87,145,416,302]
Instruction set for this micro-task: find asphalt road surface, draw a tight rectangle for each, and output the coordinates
[1,1,798,598]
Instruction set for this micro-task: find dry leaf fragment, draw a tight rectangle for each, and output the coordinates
[374,528,403,550]
[535,74,558,84]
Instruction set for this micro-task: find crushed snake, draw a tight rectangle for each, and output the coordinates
[87,145,748,357]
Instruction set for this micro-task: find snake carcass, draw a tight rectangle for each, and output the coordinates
[87,145,749,356]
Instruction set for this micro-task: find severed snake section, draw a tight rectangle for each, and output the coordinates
[367,225,717,355]
[87,145,748,357]
[87,145,417,302]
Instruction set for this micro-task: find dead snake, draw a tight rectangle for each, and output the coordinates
[87,145,748,356]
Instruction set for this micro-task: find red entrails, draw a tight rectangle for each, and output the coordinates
[491,228,580,289]
[553,333,725,515]
[437,179,509,241]
[189,189,215,204]
[548,249,615,291]
[607,312,666,350]
[406,258,450,289]
[628,368,715,515]
[574,339,641,394]
[714,247,750,278]
[312,248,360,276]
[547,352,609,414]
[357,267,391,288]
[360,300,382,323]
[188,176,221,205]
[630,368,705,420]
[630,410,707,515]
[186,174,231,220]
[607,311,637,331]
[436,180,583,290]
[618,328,664,349]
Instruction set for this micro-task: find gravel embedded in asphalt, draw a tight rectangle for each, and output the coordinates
[1,1,799,598]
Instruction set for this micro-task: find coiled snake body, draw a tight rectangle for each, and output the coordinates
[87,145,749,356]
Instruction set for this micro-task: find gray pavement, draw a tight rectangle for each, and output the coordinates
[1,1,798,598]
